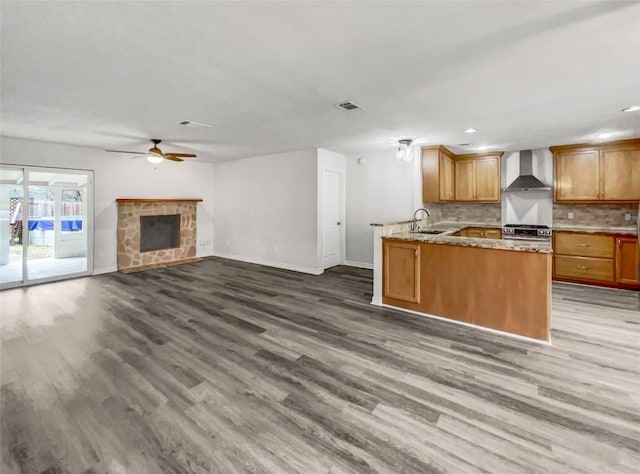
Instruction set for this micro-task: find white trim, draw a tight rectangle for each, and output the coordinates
[343,260,373,270]
[378,303,552,346]
[212,251,324,275]
[371,296,382,306]
[93,266,117,275]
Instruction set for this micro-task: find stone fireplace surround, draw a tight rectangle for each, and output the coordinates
[116,198,202,273]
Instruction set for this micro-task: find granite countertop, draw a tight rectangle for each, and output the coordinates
[552,225,637,236]
[384,227,552,254]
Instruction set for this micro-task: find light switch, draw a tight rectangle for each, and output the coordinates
[568,212,574,220]
[624,213,632,221]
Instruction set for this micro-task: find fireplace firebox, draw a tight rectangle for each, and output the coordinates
[140,214,180,252]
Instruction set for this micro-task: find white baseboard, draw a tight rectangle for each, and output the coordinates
[93,266,117,275]
[378,303,552,346]
[370,296,382,306]
[343,260,374,270]
[211,251,324,275]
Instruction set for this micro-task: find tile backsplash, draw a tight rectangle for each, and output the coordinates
[425,202,502,225]
[553,203,638,228]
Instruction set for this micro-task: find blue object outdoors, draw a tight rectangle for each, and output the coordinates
[27,216,83,232]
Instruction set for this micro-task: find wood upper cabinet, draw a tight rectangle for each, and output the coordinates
[552,139,640,202]
[454,155,501,202]
[475,158,500,201]
[616,237,639,285]
[554,149,600,201]
[383,240,420,303]
[454,160,475,201]
[422,146,502,203]
[602,148,640,200]
[439,153,454,201]
[422,146,455,202]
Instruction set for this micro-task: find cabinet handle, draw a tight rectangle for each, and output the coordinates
[576,266,590,270]
[414,249,418,258]
[576,243,590,247]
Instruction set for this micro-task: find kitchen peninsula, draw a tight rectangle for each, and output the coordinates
[370,220,552,342]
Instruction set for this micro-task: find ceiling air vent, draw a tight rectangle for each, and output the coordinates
[177,120,213,128]
[335,101,364,112]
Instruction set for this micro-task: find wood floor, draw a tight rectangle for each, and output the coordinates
[1,257,639,473]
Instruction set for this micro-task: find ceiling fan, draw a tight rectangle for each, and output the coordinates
[105,139,197,163]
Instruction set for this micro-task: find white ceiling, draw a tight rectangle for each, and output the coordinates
[2,1,640,162]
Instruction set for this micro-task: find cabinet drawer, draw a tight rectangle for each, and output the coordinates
[554,256,614,282]
[554,233,614,258]
[483,229,502,239]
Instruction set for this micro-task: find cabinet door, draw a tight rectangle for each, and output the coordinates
[602,149,640,200]
[439,153,454,201]
[383,241,420,303]
[616,237,639,284]
[455,160,475,201]
[555,150,600,201]
[475,157,500,201]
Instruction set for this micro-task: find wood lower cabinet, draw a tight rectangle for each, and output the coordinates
[458,227,502,239]
[554,255,614,282]
[551,138,640,202]
[383,240,420,303]
[382,238,551,341]
[553,231,639,288]
[616,237,639,284]
[553,232,614,259]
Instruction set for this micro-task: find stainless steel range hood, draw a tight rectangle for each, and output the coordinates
[504,150,551,191]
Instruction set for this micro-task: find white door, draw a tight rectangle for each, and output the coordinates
[322,169,343,269]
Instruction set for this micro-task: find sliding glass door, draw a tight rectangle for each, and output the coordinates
[0,165,93,288]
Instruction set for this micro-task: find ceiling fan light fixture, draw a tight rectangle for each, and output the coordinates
[396,139,414,162]
[146,154,164,164]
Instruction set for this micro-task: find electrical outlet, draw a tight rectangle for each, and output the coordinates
[225,239,230,247]
[274,244,278,253]
[624,213,631,222]
[568,212,574,220]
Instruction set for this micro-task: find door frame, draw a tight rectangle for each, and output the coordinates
[319,166,345,270]
[0,164,94,289]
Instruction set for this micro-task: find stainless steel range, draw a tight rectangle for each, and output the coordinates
[502,224,552,241]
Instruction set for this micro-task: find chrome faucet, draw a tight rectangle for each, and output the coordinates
[411,208,431,231]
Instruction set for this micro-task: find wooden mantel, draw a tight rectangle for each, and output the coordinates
[116,198,203,203]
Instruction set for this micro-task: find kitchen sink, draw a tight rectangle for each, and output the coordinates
[410,229,445,235]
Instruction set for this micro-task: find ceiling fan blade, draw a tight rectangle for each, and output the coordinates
[129,155,147,159]
[165,153,197,158]
[105,149,144,154]
[164,155,184,162]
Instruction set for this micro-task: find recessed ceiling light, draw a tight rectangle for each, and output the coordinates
[597,132,614,139]
[477,145,489,151]
[464,128,478,134]
[622,105,640,112]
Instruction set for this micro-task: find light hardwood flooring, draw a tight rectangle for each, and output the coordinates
[1,257,639,473]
